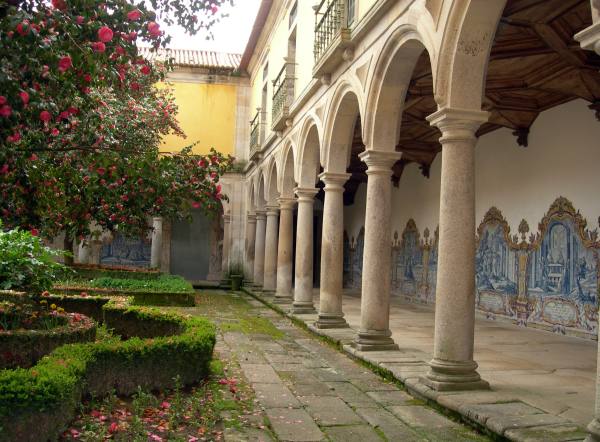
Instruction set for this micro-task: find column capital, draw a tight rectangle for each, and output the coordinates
[255,209,267,220]
[278,197,296,210]
[427,107,489,142]
[247,213,257,222]
[359,150,402,175]
[575,21,600,55]
[318,172,350,192]
[266,204,279,216]
[294,187,318,201]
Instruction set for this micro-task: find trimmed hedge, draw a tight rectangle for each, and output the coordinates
[0,299,216,442]
[51,287,195,307]
[68,264,162,281]
[0,312,96,369]
[38,294,112,323]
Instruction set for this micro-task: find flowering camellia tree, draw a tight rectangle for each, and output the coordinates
[0,0,234,258]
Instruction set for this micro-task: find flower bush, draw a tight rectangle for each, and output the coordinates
[0,0,234,250]
[0,222,69,293]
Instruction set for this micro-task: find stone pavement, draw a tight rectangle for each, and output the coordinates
[244,288,592,442]
[217,292,491,442]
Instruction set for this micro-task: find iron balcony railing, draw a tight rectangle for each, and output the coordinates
[272,64,294,129]
[314,0,345,64]
[250,110,260,155]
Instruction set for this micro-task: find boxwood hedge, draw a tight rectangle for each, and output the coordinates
[0,298,215,442]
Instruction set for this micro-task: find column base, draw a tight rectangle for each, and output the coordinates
[291,301,317,315]
[314,313,349,329]
[352,329,399,351]
[420,358,489,392]
[586,418,600,442]
[273,294,293,304]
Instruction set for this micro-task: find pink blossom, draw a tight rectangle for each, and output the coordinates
[147,22,161,38]
[192,201,201,209]
[0,164,9,174]
[98,26,113,43]
[30,228,39,236]
[39,110,52,122]
[0,105,11,118]
[140,65,151,75]
[76,16,85,25]
[19,91,29,104]
[127,9,141,21]
[57,55,72,72]
[91,41,106,53]
[30,153,38,161]
[7,132,21,143]
[0,96,6,105]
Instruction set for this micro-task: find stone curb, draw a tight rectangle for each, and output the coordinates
[240,287,588,442]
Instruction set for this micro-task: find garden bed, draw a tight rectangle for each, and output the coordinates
[68,263,162,281]
[0,298,216,442]
[54,274,196,306]
[0,304,96,369]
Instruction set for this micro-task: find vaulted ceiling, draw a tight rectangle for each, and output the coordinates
[341,0,600,203]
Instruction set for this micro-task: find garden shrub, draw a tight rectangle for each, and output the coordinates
[68,264,162,281]
[0,302,96,369]
[0,224,69,293]
[54,274,196,306]
[0,298,216,442]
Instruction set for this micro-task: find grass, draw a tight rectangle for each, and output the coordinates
[171,291,284,339]
[57,274,194,294]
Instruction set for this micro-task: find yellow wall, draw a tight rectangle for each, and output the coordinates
[160,81,237,156]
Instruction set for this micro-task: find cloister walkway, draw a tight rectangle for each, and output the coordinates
[248,289,594,440]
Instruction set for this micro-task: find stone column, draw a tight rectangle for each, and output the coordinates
[353,150,401,351]
[263,205,279,292]
[245,213,257,283]
[575,15,600,442]
[78,240,91,264]
[150,217,163,269]
[292,187,318,314]
[421,108,489,391]
[315,172,350,329]
[221,213,231,278]
[274,198,295,303]
[253,210,267,287]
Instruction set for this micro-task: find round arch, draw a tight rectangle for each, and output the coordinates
[322,81,364,174]
[436,0,507,110]
[264,156,279,205]
[296,115,323,188]
[363,23,436,150]
[279,141,297,198]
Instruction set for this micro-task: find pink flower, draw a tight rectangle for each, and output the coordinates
[51,0,66,10]
[0,105,11,118]
[19,91,29,104]
[127,9,141,21]
[0,96,6,105]
[147,22,161,38]
[30,228,39,236]
[211,4,219,14]
[140,65,151,75]
[108,422,119,433]
[39,110,52,122]
[128,31,138,41]
[58,55,72,72]
[98,26,113,43]
[91,42,106,53]
[192,201,201,209]
[30,153,38,161]
[76,16,85,25]
[197,159,206,168]
[51,128,60,136]
[160,401,170,409]
[7,132,21,143]
[83,73,92,83]
[16,21,29,36]
[0,164,8,174]
[96,167,106,175]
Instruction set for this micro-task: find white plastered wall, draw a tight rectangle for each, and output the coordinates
[343,100,600,239]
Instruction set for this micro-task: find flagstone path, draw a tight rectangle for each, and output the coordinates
[186,291,491,442]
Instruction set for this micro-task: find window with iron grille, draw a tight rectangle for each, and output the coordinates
[347,0,355,26]
[289,1,297,28]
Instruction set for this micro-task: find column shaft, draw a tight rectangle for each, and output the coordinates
[292,188,318,314]
[316,173,350,329]
[275,199,295,302]
[421,108,489,391]
[353,150,401,351]
[245,214,257,283]
[221,214,231,278]
[253,211,267,286]
[263,206,279,292]
[150,217,163,269]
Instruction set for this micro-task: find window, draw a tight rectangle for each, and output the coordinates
[347,0,355,26]
[289,1,297,28]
